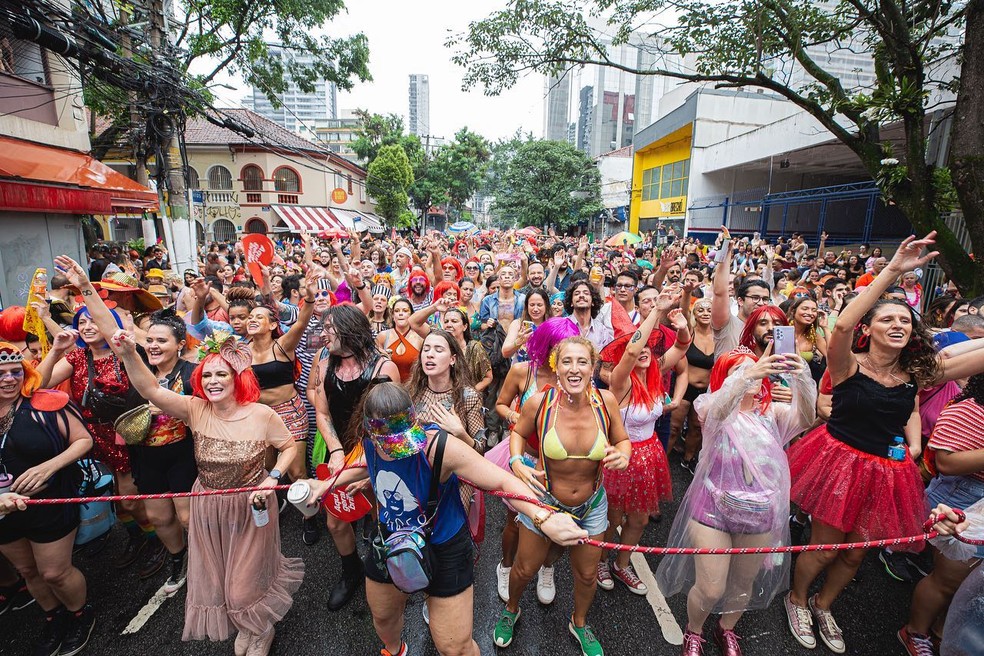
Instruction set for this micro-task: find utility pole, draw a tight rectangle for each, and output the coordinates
[148,0,198,274]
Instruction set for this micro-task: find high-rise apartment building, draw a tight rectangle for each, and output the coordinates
[543,39,660,157]
[408,74,430,137]
[248,48,338,140]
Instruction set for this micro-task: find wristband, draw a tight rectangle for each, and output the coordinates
[355,283,366,290]
[328,448,344,455]
[508,455,525,469]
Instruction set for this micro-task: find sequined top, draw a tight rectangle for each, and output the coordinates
[187,398,291,489]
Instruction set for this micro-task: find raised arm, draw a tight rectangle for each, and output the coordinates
[276,267,317,353]
[609,304,662,402]
[657,309,692,374]
[109,329,192,422]
[409,299,447,337]
[829,233,939,385]
[710,230,733,331]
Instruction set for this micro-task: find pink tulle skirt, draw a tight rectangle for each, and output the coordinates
[183,480,304,641]
[604,436,673,515]
[788,426,928,552]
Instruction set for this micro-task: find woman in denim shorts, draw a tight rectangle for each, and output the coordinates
[499,337,632,656]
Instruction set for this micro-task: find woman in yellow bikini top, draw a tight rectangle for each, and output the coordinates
[500,336,632,654]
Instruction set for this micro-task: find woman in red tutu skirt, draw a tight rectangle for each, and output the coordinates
[597,300,691,594]
[784,232,984,654]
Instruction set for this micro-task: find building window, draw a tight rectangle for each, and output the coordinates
[0,25,51,86]
[642,167,659,201]
[211,219,236,242]
[207,165,233,190]
[245,218,267,234]
[187,167,200,190]
[241,164,263,191]
[273,167,300,192]
[660,159,689,198]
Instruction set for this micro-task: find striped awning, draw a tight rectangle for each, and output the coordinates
[358,212,384,233]
[270,205,345,233]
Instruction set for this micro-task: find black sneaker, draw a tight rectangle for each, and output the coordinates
[680,457,698,475]
[0,578,29,615]
[58,604,95,656]
[879,549,916,582]
[163,551,188,596]
[302,516,320,546]
[789,513,810,547]
[34,607,69,656]
[906,551,932,578]
[137,538,168,579]
[112,534,147,569]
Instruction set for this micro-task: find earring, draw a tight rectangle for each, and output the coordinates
[857,333,869,349]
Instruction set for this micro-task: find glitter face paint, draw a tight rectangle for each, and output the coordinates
[365,411,427,459]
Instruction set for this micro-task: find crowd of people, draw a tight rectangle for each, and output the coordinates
[0,225,982,656]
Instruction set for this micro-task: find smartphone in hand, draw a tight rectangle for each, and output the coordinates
[773,325,795,355]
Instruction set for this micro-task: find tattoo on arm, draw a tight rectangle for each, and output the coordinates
[630,330,643,344]
[81,289,93,296]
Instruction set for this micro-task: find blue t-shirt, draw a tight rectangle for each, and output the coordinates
[363,433,467,544]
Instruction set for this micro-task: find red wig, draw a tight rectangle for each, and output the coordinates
[739,305,787,352]
[0,307,29,342]
[191,352,261,404]
[709,347,772,412]
[407,268,431,295]
[433,280,462,303]
[440,257,463,282]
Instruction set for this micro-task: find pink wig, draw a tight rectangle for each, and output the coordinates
[526,317,579,371]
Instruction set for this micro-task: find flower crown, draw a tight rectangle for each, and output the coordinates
[196,330,252,374]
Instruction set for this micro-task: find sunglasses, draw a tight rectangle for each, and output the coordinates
[315,290,332,298]
[465,265,479,271]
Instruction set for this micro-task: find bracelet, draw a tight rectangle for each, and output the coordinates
[675,336,692,345]
[328,448,344,455]
[355,283,367,290]
[508,455,525,469]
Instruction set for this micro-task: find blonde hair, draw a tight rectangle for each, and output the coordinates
[548,336,598,371]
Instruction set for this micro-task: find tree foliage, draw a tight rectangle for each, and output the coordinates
[493,140,603,230]
[367,144,415,224]
[351,111,423,166]
[431,127,492,212]
[449,0,984,294]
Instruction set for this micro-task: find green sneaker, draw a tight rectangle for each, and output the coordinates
[568,618,604,656]
[493,607,521,647]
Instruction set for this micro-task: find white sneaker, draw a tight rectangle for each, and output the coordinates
[536,565,556,605]
[422,601,430,625]
[496,561,511,603]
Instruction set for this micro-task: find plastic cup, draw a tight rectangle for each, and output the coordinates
[287,481,319,518]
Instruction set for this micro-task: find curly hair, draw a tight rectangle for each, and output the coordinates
[526,317,579,371]
[550,335,599,371]
[785,295,821,346]
[563,280,603,318]
[149,308,187,342]
[954,373,984,406]
[852,299,940,388]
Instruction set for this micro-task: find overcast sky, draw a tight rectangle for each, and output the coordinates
[211,1,545,143]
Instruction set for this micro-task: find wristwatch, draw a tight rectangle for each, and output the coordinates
[532,509,553,531]
[268,469,282,480]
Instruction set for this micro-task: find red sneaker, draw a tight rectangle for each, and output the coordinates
[712,622,743,656]
[897,626,935,656]
[681,629,705,656]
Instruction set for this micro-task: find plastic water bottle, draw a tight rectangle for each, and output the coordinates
[887,436,907,461]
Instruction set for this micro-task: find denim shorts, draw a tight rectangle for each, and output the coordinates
[926,475,984,559]
[517,487,608,537]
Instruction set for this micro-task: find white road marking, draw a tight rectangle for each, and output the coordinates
[614,525,684,645]
[630,550,684,646]
[121,584,170,634]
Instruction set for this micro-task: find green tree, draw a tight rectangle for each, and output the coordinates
[449,0,984,294]
[494,140,602,230]
[87,0,371,153]
[351,111,423,165]
[432,127,492,212]
[367,144,415,225]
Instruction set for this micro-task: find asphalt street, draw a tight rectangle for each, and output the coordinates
[1,454,919,656]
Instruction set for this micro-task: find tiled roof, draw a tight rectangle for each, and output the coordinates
[597,145,633,158]
[183,108,321,152]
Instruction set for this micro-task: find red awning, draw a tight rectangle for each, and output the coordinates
[0,136,158,214]
[270,205,345,233]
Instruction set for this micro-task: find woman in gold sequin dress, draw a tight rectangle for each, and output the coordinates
[108,328,302,656]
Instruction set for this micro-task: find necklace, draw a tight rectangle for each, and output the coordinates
[0,402,15,436]
[861,355,908,386]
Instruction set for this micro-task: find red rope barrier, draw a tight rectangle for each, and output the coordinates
[21,484,291,505]
[15,476,983,553]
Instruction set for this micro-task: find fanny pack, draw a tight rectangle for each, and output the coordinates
[706,426,779,533]
[82,349,144,422]
[376,430,447,594]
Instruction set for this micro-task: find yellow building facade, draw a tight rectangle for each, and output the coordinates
[629,123,693,235]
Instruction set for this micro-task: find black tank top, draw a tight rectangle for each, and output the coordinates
[0,399,82,498]
[252,342,295,389]
[825,367,917,457]
[325,352,385,449]
[686,340,714,371]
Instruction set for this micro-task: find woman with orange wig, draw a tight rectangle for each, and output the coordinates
[107,326,302,656]
[656,345,815,656]
[0,342,96,656]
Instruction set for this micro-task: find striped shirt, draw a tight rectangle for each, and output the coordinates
[928,398,984,483]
